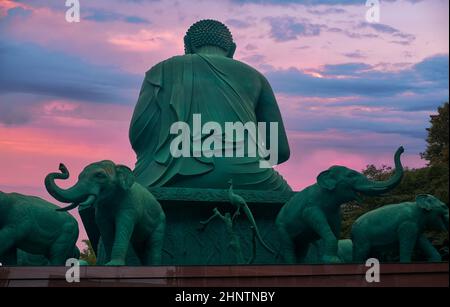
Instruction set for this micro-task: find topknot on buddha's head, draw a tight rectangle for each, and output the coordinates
[184,19,236,58]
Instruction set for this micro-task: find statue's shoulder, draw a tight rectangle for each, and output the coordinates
[234,59,271,85]
[144,55,193,78]
[145,59,168,77]
[221,58,269,87]
[230,58,262,73]
[143,56,182,86]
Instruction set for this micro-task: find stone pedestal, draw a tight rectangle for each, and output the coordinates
[80,187,294,265]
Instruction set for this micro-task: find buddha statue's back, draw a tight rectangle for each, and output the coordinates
[129,19,291,192]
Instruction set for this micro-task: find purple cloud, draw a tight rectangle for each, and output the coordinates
[0,42,141,105]
[265,17,324,41]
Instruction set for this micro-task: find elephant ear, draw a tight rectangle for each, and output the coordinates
[116,165,135,190]
[416,194,433,211]
[317,169,336,191]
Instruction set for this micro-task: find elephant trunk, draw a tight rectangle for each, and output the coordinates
[45,163,89,204]
[356,146,404,195]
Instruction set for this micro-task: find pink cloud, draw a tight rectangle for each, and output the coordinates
[108,29,182,52]
[0,0,31,16]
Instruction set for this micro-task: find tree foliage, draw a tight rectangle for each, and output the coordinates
[421,102,449,166]
[79,239,96,265]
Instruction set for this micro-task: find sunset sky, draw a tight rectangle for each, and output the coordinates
[0,0,448,245]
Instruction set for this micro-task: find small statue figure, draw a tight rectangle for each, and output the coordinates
[352,194,449,263]
[227,180,275,254]
[276,147,404,264]
[199,207,256,264]
[45,161,166,266]
[0,191,79,265]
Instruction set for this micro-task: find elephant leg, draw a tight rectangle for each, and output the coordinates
[303,208,340,263]
[0,228,17,257]
[97,219,115,263]
[328,213,342,239]
[48,223,79,265]
[144,222,165,265]
[417,234,441,262]
[107,214,136,266]
[397,222,418,263]
[127,243,144,266]
[276,223,296,264]
[96,237,108,265]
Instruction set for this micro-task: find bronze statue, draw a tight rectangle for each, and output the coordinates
[352,194,448,263]
[129,19,291,192]
[276,147,404,264]
[45,162,166,266]
[0,191,79,265]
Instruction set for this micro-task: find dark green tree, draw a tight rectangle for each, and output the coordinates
[421,102,449,166]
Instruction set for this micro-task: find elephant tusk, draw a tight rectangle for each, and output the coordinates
[79,195,96,209]
[56,195,96,212]
[56,202,79,212]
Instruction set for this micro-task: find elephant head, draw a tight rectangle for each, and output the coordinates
[416,194,449,232]
[45,161,135,211]
[316,146,404,203]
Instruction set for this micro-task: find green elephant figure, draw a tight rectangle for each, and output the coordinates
[45,161,166,266]
[352,194,449,263]
[276,146,404,264]
[0,191,79,265]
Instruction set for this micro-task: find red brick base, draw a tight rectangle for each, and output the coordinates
[1,263,448,287]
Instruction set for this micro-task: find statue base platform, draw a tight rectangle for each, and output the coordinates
[1,263,448,287]
[80,187,295,265]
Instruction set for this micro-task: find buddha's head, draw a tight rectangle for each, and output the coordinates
[184,19,236,58]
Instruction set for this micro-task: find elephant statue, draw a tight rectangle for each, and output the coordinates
[275,146,404,264]
[45,161,166,266]
[0,191,79,265]
[352,194,449,263]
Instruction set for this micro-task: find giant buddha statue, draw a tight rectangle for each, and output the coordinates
[129,19,291,192]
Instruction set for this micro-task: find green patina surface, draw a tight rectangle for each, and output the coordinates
[0,192,79,266]
[45,161,166,266]
[352,194,449,263]
[129,19,291,192]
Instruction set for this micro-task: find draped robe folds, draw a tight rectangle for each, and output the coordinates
[129,54,291,192]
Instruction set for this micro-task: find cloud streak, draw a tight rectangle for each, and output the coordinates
[265,17,324,41]
[84,8,151,24]
[0,42,141,104]
[265,54,448,98]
